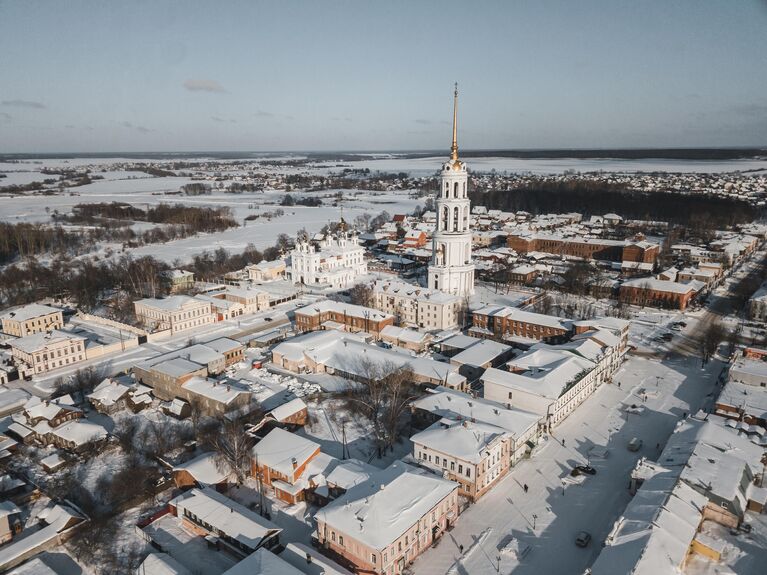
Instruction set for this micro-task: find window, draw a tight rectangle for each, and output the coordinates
[339,535,344,546]
[372,554,377,564]
[466,468,471,478]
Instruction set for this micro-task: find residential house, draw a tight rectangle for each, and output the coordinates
[410,386,540,465]
[314,462,459,575]
[379,325,433,354]
[0,304,64,338]
[9,331,86,375]
[168,487,282,557]
[411,419,510,501]
[252,428,326,505]
[134,296,215,334]
[371,280,463,331]
[246,259,286,282]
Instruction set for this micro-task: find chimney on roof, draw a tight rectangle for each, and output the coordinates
[292,457,298,469]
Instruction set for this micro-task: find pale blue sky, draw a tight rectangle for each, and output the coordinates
[1,0,766,152]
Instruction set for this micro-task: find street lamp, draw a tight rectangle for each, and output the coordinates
[532,513,538,530]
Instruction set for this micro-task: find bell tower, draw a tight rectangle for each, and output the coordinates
[427,84,474,297]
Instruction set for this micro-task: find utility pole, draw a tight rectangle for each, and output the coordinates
[341,421,348,460]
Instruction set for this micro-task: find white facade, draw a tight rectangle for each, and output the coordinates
[290,231,367,290]
[371,279,461,331]
[134,296,214,335]
[427,86,474,298]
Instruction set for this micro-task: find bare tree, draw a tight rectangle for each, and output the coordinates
[112,417,139,453]
[212,419,253,485]
[348,282,374,308]
[533,293,553,315]
[700,319,726,365]
[344,358,418,458]
[55,364,109,401]
[189,396,206,437]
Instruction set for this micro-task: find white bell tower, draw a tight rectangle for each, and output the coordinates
[427,84,474,298]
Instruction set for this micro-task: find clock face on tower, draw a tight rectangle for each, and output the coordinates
[428,84,474,298]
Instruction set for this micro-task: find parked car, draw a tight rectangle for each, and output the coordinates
[263,317,273,322]
[628,437,643,452]
[575,531,592,547]
[575,465,597,475]
[661,333,673,341]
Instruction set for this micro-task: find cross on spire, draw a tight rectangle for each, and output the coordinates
[451,83,459,161]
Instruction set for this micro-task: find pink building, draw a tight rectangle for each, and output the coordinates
[314,461,459,575]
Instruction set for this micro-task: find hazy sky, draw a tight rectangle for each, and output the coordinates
[1,0,766,153]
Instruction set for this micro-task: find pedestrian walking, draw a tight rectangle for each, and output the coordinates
[523,483,529,493]
[618,381,621,388]
[562,438,566,447]
[459,544,464,554]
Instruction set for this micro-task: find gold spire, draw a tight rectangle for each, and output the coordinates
[450,82,459,161]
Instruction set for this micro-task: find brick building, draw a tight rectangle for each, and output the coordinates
[469,305,572,344]
[619,278,702,310]
[508,233,659,265]
[294,301,394,337]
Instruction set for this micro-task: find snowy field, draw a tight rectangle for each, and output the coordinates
[2,153,764,266]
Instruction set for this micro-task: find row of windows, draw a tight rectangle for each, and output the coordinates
[418,450,472,478]
[439,205,470,232]
[443,181,467,199]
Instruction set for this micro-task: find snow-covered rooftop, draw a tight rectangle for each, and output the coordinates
[171,487,281,551]
[252,428,319,478]
[10,330,85,354]
[471,305,572,331]
[450,339,511,368]
[315,461,458,551]
[0,303,61,322]
[173,451,232,486]
[181,376,251,406]
[410,387,541,438]
[135,553,191,575]
[222,547,304,575]
[411,420,508,463]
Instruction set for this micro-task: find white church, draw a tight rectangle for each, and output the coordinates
[427,84,475,298]
[289,226,368,290]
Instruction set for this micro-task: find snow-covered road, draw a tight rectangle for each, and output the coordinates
[413,354,723,575]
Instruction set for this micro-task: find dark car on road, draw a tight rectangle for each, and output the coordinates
[575,531,592,547]
[575,465,597,475]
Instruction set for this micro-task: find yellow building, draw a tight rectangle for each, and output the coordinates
[1,304,64,337]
